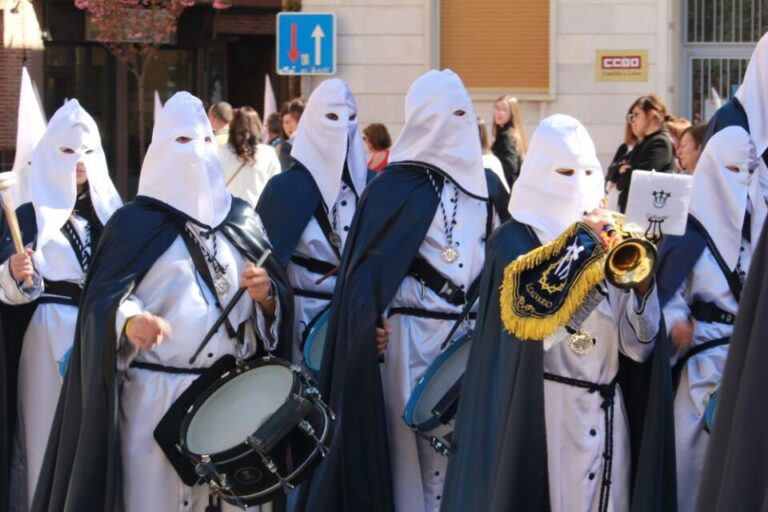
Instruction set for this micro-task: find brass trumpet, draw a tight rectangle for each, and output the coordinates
[603,214,657,290]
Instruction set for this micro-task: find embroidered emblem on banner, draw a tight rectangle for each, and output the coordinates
[500,223,608,341]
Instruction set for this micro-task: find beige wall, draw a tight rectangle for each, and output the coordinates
[301,0,682,170]
[302,0,438,140]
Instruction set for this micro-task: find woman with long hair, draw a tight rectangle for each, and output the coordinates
[615,94,676,212]
[491,95,528,190]
[605,100,641,210]
[218,106,281,207]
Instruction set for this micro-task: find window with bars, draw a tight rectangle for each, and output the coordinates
[687,0,768,43]
[683,0,768,122]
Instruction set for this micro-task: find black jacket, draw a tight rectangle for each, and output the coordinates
[616,128,675,212]
[606,143,634,185]
[491,126,523,190]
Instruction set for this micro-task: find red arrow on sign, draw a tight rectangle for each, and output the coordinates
[288,23,300,63]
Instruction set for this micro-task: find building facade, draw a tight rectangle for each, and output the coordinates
[1,0,766,197]
[302,0,766,167]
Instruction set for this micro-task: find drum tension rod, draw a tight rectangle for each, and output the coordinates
[246,435,295,494]
[195,455,248,509]
[298,420,328,457]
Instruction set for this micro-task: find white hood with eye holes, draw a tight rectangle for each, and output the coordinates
[509,114,604,243]
[690,126,768,270]
[389,69,487,199]
[290,79,368,209]
[29,99,121,251]
[138,91,232,229]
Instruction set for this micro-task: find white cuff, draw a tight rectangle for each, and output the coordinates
[626,281,660,344]
[254,282,281,352]
[0,260,42,304]
[115,295,144,370]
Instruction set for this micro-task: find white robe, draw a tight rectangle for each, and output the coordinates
[116,224,280,512]
[219,144,281,208]
[541,281,659,512]
[286,184,356,366]
[382,182,496,512]
[662,237,751,512]
[0,214,90,508]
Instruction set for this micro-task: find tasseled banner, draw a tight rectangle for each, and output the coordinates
[500,222,607,341]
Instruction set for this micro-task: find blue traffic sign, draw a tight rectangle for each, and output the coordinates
[276,13,336,76]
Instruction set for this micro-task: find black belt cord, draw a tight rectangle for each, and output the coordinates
[387,307,478,322]
[129,361,207,375]
[672,337,730,388]
[543,372,618,512]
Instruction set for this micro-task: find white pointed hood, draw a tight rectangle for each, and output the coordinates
[690,126,767,270]
[138,91,231,228]
[10,66,47,207]
[735,32,768,157]
[29,99,121,252]
[389,69,487,198]
[290,79,368,208]
[509,114,604,242]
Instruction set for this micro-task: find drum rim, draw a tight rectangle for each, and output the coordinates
[180,356,300,459]
[403,332,471,431]
[216,400,334,506]
[302,307,331,372]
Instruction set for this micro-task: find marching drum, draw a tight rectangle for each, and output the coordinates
[158,356,333,508]
[301,307,330,373]
[403,332,472,456]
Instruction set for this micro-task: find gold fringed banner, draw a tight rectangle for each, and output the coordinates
[500,222,607,341]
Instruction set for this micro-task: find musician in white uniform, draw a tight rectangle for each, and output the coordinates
[31,92,289,512]
[660,126,767,512]
[0,100,121,507]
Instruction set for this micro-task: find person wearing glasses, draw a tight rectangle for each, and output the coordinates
[615,95,676,212]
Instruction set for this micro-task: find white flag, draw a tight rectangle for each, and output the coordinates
[262,74,277,143]
[624,170,694,238]
[10,66,46,207]
[154,90,163,125]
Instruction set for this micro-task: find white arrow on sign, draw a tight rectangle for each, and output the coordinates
[311,25,325,66]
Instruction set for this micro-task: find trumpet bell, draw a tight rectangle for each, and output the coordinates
[604,237,657,289]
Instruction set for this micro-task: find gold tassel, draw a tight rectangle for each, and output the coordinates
[500,223,606,341]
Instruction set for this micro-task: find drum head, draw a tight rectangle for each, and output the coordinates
[185,365,295,455]
[303,308,330,372]
[404,333,471,431]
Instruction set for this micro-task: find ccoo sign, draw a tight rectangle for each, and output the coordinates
[595,50,648,82]
[601,56,642,69]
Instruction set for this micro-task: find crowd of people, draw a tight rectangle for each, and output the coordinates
[1,32,768,512]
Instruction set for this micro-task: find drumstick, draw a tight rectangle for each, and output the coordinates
[314,266,338,285]
[189,248,272,364]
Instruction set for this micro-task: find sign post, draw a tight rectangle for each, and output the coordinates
[277,13,336,76]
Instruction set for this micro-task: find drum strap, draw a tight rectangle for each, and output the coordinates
[290,254,337,277]
[313,202,342,260]
[690,300,735,325]
[293,287,333,301]
[408,258,469,307]
[544,372,619,512]
[181,228,238,340]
